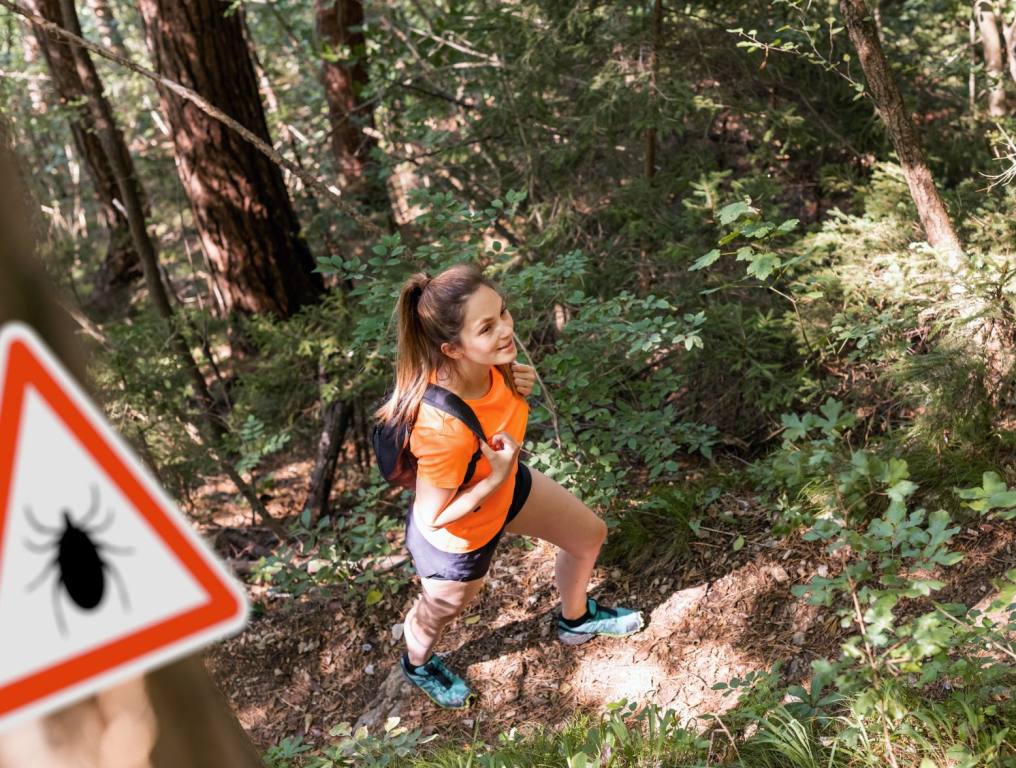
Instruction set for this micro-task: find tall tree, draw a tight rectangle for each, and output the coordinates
[975,0,1007,116]
[41,0,279,532]
[315,0,377,192]
[1001,11,1016,88]
[645,0,663,180]
[25,0,142,305]
[840,0,964,264]
[138,0,323,318]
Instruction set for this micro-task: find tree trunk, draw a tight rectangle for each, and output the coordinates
[53,0,280,534]
[840,0,964,265]
[137,0,323,318]
[644,0,662,180]
[975,0,1007,116]
[303,398,352,522]
[0,102,261,768]
[1001,13,1016,88]
[315,0,377,191]
[25,0,142,305]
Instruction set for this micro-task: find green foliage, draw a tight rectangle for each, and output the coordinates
[744,395,1016,766]
[264,718,435,768]
[18,0,1016,762]
[689,197,800,281]
[267,701,708,768]
[956,472,1016,519]
[250,470,410,603]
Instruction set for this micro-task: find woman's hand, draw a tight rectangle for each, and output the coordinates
[479,431,520,484]
[0,677,157,768]
[510,362,536,396]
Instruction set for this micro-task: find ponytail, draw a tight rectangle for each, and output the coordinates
[376,273,433,428]
[375,264,519,429]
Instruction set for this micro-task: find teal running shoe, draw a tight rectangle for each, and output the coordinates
[400,653,474,709]
[557,597,645,645]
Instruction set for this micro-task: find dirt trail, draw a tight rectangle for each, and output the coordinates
[199,464,1016,750]
[205,502,833,747]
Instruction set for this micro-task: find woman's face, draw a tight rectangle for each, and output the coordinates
[442,284,515,366]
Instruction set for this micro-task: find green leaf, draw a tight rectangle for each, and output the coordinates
[746,253,781,280]
[732,535,745,551]
[717,200,757,225]
[690,249,721,271]
[741,221,775,239]
[886,480,918,502]
[365,588,383,606]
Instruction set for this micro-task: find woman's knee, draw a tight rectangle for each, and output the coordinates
[590,515,608,552]
[566,512,607,559]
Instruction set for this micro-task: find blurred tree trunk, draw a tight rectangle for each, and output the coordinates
[975,1,1007,116]
[0,96,261,768]
[840,0,964,266]
[137,0,323,318]
[1001,13,1016,87]
[315,0,377,191]
[25,0,142,307]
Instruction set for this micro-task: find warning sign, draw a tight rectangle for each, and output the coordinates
[0,323,247,730]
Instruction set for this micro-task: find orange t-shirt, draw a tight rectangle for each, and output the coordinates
[409,368,529,553]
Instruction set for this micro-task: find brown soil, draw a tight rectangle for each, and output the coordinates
[195,458,1016,752]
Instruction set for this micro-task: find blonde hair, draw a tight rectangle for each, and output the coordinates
[376,263,518,428]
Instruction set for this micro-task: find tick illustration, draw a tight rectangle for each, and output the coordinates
[24,485,132,636]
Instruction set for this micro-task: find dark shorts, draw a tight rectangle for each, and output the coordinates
[405,463,532,582]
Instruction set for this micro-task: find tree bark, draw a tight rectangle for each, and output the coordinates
[137,0,323,318]
[52,0,279,534]
[303,356,353,521]
[25,0,142,305]
[1001,12,1016,88]
[303,400,352,521]
[645,0,663,180]
[0,102,261,768]
[840,0,964,265]
[975,0,1007,116]
[315,0,377,191]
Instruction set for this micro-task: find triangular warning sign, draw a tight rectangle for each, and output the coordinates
[0,323,247,730]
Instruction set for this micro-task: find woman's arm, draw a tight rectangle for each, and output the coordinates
[415,432,520,530]
[415,473,504,530]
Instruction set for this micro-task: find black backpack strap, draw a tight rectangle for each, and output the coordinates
[422,384,487,486]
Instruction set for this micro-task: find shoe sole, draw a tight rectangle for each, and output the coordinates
[557,615,646,645]
[399,664,475,710]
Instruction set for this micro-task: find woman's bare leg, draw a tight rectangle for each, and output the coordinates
[403,576,486,665]
[505,467,607,620]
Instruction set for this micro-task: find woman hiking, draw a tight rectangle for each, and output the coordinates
[376,263,643,709]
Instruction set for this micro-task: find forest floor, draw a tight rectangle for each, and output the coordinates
[194,453,1016,751]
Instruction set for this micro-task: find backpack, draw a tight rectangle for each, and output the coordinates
[371,384,487,490]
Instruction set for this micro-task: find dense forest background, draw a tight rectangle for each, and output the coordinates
[4,0,1016,765]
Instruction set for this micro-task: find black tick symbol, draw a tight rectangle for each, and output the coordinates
[24,485,132,635]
